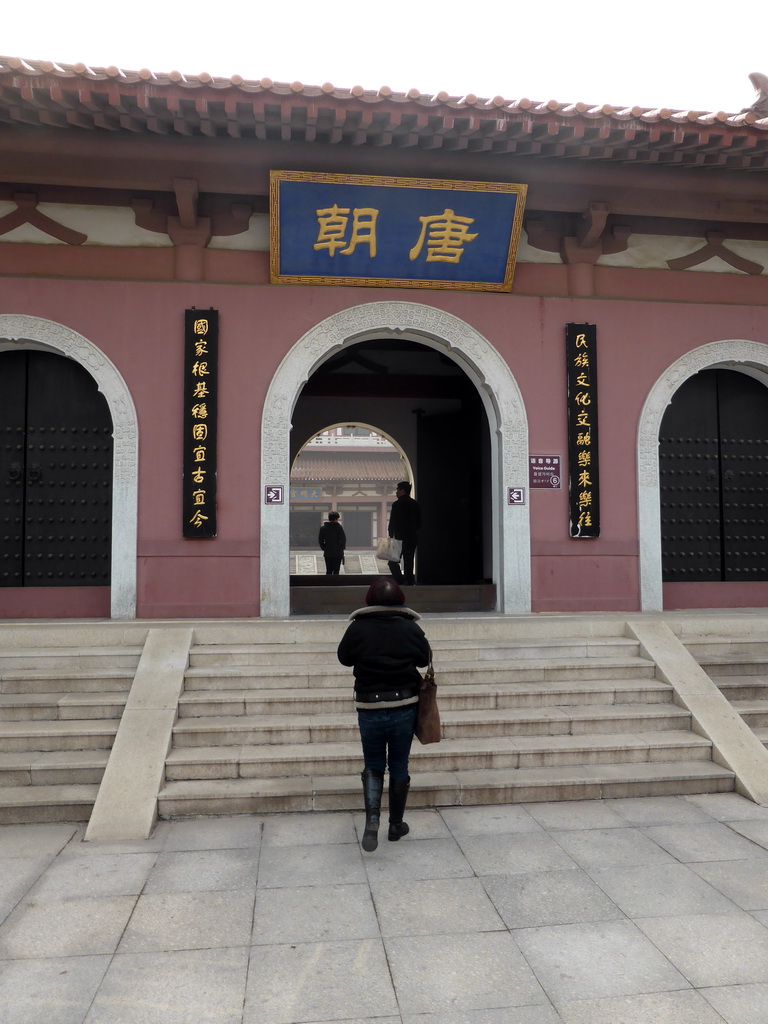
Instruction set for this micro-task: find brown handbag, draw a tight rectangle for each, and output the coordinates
[415,650,441,744]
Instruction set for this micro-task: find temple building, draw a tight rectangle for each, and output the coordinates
[1,57,768,619]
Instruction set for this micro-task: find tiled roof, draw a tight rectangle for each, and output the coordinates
[292,456,404,482]
[2,56,768,169]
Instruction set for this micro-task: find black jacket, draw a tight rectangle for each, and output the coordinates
[337,605,430,698]
[318,520,346,557]
[388,494,421,542]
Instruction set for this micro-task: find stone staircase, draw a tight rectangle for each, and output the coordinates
[0,631,144,823]
[686,635,768,751]
[157,620,734,818]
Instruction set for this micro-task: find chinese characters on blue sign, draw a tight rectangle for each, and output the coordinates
[183,310,218,538]
[270,171,527,292]
[566,324,600,538]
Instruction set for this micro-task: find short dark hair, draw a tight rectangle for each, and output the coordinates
[365,577,406,606]
[328,511,340,520]
[396,481,412,494]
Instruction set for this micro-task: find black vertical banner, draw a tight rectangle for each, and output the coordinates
[566,323,600,538]
[183,309,218,537]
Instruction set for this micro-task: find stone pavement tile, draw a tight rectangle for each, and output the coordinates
[359,808,453,841]
[440,804,543,836]
[0,823,78,859]
[243,938,397,1024]
[514,920,687,1003]
[85,946,249,1024]
[728,819,768,851]
[636,912,768,987]
[555,989,726,1024]
[701,981,768,1023]
[0,954,110,1024]
[262,810,358,847]
[252,883,379,944]
[143,847,260,894]
[384,932,547,1014]
[552,827,675,870]
[401,1008,562,1024]
[119,889,255,952]
[685,792,768,821]
[608,795,716,826]
[31,851,157,900]
[162,813,263,851]
[257,842,366,888]
[482,869,624,929]
[524,799,629,831]
[371,876,504,937]
[0,895,136,959]
[692,859,768,911]
[643,822,768,863]
[456,832,579,876]
[587,862,735,918]
[362,838,473,883]
[0,856,53,922]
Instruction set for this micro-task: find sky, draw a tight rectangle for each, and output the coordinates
[3,0,766,116]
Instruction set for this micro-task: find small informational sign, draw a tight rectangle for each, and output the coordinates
[507,487,527,505]
[270,171,527,293]
[183,310,217,538]
[264,485,284,505]
[529,456,562,489]
[566,323,600,538]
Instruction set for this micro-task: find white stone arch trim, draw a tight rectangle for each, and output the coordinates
[0,315,138,618]
[638,339,768,611]
[261,300,531,618]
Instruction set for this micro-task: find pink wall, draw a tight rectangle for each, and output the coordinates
[2,273,768,617]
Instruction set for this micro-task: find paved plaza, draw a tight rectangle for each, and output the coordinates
[2,793,768,1022]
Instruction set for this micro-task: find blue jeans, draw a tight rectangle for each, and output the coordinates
[357,705,417,781]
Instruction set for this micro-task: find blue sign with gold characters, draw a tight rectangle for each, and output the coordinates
[270,171,527,293]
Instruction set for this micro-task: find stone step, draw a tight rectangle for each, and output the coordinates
[712,677,768,701]
[0,670,134,695]
[0,749,109,787]
[0,692,127,721]
[696,658,768,678]
[686,639,768,659]
[157,759,735,817]
[183,656,656,691]
[176,678,672,718]
[188,637,642,667]
[172,703,691,748]
[0,719,120,752]
[0,783,99,824]
[731,700,768,727]
[0,647,143,672]
[165,730,714,781]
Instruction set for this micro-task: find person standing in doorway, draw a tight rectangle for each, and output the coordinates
[388,481,420,585]
[318,510,346,574]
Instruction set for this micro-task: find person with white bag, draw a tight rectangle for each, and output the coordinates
[386,481,421,585]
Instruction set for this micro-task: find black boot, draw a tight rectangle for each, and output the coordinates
[388,776,410,841]
[361,769,384,852]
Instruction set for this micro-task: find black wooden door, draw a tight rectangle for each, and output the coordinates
[416,401,485,585]
[660,368,768,582]
[0,351,113,587]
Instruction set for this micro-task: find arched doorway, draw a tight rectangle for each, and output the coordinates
[260,300,530,618]
[0,315,138,619]
[638,340,768,610]
[289,423,410,566]
[660,368,768,583]
[1,349,113,588]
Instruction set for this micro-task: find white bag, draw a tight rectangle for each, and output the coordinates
[376,536,403,561]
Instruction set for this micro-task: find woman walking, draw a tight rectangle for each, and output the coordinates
[337,577,430,852]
